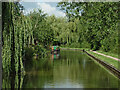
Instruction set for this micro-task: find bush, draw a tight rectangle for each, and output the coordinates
[100,38,110,52]
[24,44,47,60]
[80,41,90,48]
[69,42,81,48]
[34,44,47,58]
[24,46,34,60]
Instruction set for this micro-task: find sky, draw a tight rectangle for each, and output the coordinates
[20,2,66,17]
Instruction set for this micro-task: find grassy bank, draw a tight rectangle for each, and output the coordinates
[60,47,119,70]
[87,51,119,70]
[60,47,90,51]
[96,50,118,59]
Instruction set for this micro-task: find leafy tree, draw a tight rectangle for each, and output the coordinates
[57,2,118,52]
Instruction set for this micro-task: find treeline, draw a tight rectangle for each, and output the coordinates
[56,2,119,53]
[28,1,118,54]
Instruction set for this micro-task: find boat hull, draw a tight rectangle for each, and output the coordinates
[51,49,60,54]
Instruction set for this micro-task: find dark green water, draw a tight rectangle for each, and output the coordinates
[2,50,119,88]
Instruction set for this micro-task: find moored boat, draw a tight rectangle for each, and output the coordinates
[51,46,60,54]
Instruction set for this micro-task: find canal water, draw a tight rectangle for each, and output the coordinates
[2,50,119,88]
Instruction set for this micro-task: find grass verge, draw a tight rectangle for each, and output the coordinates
[87,51,119,70]
[96,50,118,59]
[60,47,90,51]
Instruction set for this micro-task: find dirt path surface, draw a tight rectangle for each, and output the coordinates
[90,50,120,62]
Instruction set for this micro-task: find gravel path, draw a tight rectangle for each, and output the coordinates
[90,50,120,62]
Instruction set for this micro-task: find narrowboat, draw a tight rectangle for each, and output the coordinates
[51,46,60,54]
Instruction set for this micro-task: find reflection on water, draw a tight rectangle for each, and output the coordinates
[2,50,119,88]
[50,53,60,60]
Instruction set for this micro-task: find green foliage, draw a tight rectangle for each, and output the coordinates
[34,44,47,58]
[100,38,110,52]
[24,47,34,60]
[28,10,54,48]
[69,43,81,48]
[57,2,118,53]
[2,3,50,76]
[80,41,91,48]
[2,2,34,75]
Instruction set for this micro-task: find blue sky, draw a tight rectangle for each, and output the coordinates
[20,2,66,17]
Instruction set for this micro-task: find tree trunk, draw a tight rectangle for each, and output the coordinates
[10,3,16,75]
[0,2,2,90]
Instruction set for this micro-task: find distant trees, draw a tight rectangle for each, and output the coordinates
[28,10,54,48]
[57,2,118,53]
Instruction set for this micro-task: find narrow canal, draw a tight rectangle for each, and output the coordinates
[3,50,119,88]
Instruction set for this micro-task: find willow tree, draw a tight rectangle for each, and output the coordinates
[0,2,2,90]
[2,2,34,75]
[2,2,35,88]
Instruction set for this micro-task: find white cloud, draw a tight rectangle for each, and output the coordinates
[22,2,66,17]
[37,2,66,17]
[23,8,35,15]
[21,0,62,2]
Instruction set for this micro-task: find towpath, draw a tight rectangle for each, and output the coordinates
[90,50,120,62]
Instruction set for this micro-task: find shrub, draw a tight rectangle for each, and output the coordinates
[100,38,110,52]
[80,41,91,48]
[69,42,81,48]
[24,46,34,60]
[34,44,47,58]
